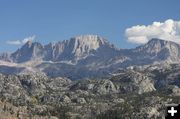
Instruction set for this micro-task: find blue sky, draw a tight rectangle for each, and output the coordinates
[0,0,180,52]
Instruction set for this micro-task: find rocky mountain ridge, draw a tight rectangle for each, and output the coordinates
[0,35,180,79]
[8,35,112,63]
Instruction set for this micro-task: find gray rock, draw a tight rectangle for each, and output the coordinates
[75,98,86,104]
[60,95,71,103]
[94,80,117,95]
[171,86,180,96]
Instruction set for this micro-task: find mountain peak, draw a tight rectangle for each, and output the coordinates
[136,38,180,51]
[23,40,33,48]
[63,35,109,57]
[72,35,107,44]
[145,38,180,51]
[70,35,108,49]
[147,38,177,46]
[26,40,33,44]
[133,38,180,62]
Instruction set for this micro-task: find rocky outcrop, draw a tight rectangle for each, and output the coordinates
[110,70,156,94]
[171,86,180,96]
[94,80,117,95]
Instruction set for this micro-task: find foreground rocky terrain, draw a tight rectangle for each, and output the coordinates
[0,63,179,119]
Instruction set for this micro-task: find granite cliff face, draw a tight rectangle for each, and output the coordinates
[10,35,112,63]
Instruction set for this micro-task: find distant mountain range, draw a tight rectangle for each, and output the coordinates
[0,35,180,79]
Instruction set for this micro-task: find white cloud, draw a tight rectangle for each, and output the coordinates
[6,35,36,45]
[6,40,22,45]
[125,19,180,44]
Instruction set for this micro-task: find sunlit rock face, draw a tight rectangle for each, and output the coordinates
[9,35,110,63]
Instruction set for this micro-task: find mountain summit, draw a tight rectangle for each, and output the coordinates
[9,35,112,63]
[133,38,180,63]
[52,35,110,62]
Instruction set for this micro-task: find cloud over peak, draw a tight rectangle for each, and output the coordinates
[7,35,36,45]
[125,19,180,44]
